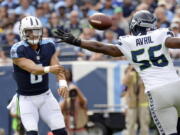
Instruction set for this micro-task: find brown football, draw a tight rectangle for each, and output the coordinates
[88,13,112,30]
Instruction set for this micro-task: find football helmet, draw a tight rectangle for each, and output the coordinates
[19,16,43,45]
[129,10,157,35]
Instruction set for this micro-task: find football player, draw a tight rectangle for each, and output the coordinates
[10,16,68,135]
[53,10,180,135]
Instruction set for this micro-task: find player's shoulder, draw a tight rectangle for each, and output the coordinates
[11,41,28,51]
[156,28,170,32]
[117,34,134,45]
[40,38,55,45]
[119,34,133,40]
[151,28,174,37]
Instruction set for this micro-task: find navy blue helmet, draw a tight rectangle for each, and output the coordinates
[129,10,157,36]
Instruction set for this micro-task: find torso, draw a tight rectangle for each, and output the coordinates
[10,38,56,95]
[115,28,179,92]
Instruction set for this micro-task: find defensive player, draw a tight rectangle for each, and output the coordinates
[53,10,180,135]
[10,16,68,135]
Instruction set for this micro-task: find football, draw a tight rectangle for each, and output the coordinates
[88,13,112,30]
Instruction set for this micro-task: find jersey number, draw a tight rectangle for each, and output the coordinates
[30,64,43,84]
[131,44,168,70]
[30,74,42,84]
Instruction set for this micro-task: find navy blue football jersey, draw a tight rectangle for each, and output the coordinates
[10,38,56,95]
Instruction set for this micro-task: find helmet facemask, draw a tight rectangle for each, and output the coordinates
[22,28,43,45]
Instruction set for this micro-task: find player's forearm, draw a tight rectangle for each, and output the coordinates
[56,71,66,80]
[80,40,122,57]
[29,64,59,75]
[17,62,46,75]
[80,40,109,54]
[30,65,46,75]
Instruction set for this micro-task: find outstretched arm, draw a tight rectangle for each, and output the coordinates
[80,40,123,57]
[53,28,123,57]
[165,37,180,48]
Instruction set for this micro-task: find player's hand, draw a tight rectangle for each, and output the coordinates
[49,65,64,74]
[57,87,69,98]
[52,27,81,46]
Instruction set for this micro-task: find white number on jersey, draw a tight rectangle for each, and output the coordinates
[30,64,43,84]
[131,44,168,70]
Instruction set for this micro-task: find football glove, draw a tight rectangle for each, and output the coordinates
[52,28,81,46]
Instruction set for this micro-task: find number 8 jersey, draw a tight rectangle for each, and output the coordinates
[115,28,179,92]
[10,38,56,96]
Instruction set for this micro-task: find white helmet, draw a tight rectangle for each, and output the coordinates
[19,16,43,45]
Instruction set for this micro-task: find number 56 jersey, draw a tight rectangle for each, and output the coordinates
[115,28,180,92]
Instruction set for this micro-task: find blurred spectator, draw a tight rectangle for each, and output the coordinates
[55,1,68,26]
[135,3,149,11]
[154,7,170,28]
[157,0,174,22]
[103,30,117,44]
[0,0,19,10]
[122,0,136,17]
[82,0,98,16]
[141,0,157,13]
[48,12,60,29]
[0,48,12,66]
[42,27,51,38]
[1,29,20,57]
[122,65,150,135]
[35,5,48,27]
[175,9,180,18]
[114,7,129,34]
[99,0,115,16]
[13,14,26,35]
[15,0,36,15]
[110,15,125,37]
[0,6,11,31]
[79,7,90,28]
[40,1,52,18]
[0,128,5,135]
[61,69,88,135]
[65,0,79,16]
[64,10,83,37]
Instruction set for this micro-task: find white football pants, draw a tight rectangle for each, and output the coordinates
[18,90,65,131]
[147,80,180,135]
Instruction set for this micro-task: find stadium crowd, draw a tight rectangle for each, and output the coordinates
[0,0,180,64]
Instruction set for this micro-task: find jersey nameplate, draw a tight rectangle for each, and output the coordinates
[136,36,154,46]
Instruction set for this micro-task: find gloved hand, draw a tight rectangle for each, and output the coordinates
[52,27,81,46]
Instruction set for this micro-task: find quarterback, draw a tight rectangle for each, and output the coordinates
[53,10,180,135]
[10,16,68,135]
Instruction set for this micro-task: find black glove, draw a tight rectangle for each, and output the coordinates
[52,28,81,46]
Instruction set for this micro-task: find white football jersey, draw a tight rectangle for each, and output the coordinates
[115,28,180,92]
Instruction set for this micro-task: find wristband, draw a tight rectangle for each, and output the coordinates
[73,38,81,46]
[44,66,50,73]
[59,80,68,88]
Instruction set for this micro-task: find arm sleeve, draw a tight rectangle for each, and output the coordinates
[162,28,174,45]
